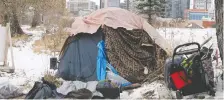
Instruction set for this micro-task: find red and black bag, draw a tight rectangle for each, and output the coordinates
[170,65,192,90]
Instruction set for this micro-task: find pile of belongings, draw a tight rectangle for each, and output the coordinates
[25,77,134,99]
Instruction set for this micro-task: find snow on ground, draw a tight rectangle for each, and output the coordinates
[0,26,223,99]
[1,25,52,93]
[120,81,173,99]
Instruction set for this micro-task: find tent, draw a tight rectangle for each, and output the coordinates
[58,8,172,83]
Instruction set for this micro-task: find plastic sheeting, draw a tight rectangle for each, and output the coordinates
[0,77,23,99]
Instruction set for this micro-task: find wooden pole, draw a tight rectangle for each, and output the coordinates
[3,24,9,66]
[7,23,15,70]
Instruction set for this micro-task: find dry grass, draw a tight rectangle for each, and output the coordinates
[11,34,30,47]
[32,33,67,55]
[43,71,62,88]
[32,17,73,55]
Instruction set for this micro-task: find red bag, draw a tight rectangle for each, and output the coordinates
[170,71,192,90]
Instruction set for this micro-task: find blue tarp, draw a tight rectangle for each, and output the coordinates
[97,40,118,80]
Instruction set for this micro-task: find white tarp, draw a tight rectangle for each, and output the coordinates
[0,77,23,99]
[0,26,7,64]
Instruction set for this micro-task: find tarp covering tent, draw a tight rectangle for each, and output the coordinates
[67,7,172,55]
[59,8,172,83]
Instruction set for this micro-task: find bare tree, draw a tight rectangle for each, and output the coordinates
[25,0,66,28]
[215,0,223,62]
[0,0,25,34]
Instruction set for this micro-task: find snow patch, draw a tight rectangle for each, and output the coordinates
[120,81,173,99]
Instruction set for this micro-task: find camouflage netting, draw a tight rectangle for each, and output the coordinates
[103,26,167,83]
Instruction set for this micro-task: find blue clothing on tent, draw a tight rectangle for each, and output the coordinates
[97,40,118,80]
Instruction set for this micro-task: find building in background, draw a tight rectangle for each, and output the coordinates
[165,0,190,18]
[187,0,215,20]
[194,0,212,10]
[67,0,97,16]
[207,0,215,20]
[120,0,128,10]
[101,0,120,8]
[189,0,194,9]
[168,0,190,18]
[185,9,209,20]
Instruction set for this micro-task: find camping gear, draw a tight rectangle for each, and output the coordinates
[96,80,120,99]
[164,42,215,99]
[56,8,171,83]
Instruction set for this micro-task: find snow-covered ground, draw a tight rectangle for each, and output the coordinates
[1,25,52,94]
[0,26,223,99]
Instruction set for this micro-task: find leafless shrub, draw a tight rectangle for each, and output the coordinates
[33,16,74,56]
